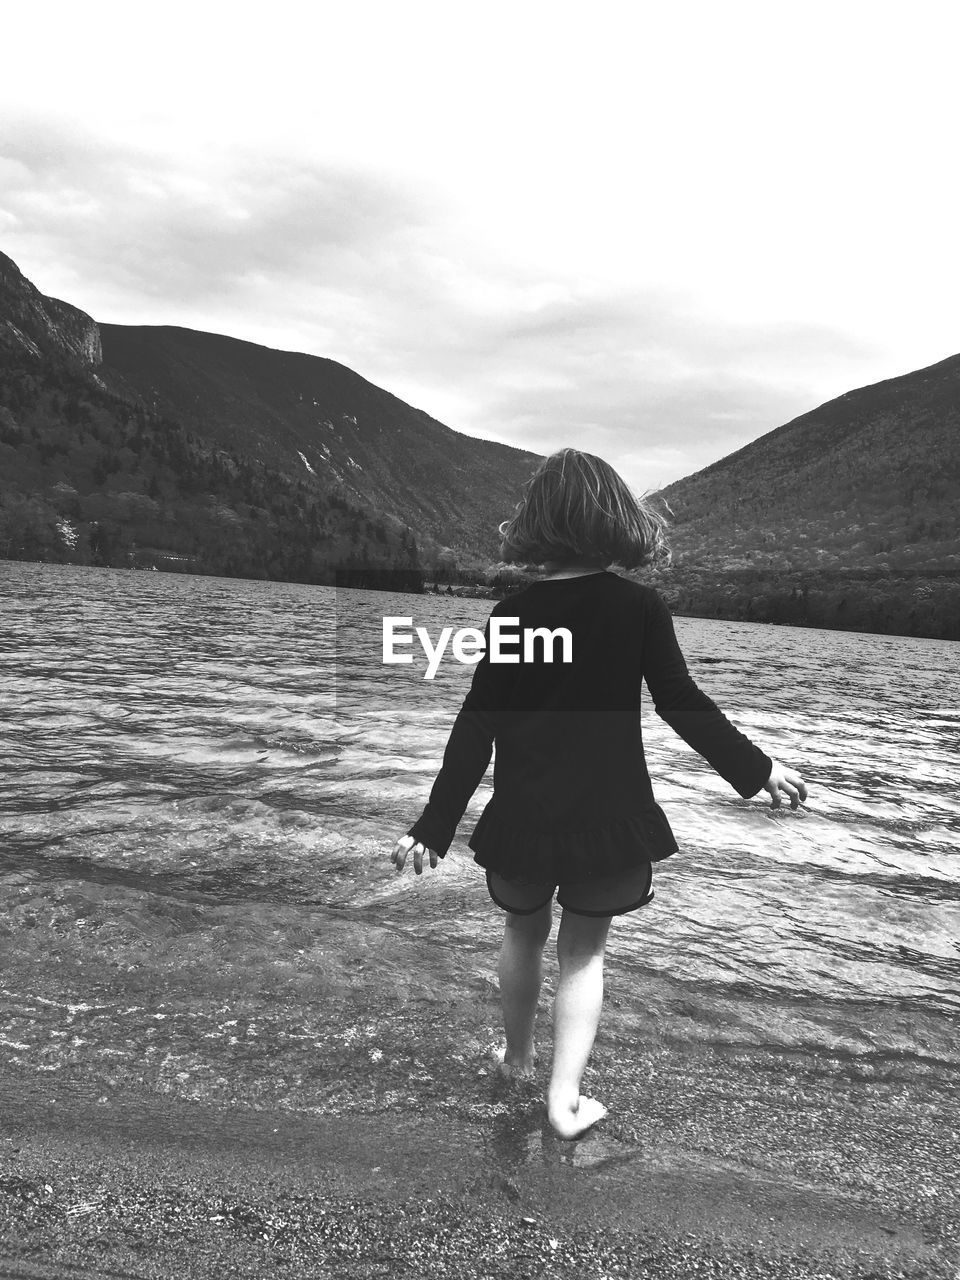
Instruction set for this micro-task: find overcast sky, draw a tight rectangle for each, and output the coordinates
[2,1,958,490]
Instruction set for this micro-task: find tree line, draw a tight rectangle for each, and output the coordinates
[652,568,960,641]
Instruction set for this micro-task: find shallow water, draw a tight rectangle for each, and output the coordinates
[1,561,958,1101]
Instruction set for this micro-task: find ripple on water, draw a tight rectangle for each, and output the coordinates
[1,563,958,1084]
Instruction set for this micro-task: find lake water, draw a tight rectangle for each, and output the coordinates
[1,560,958,1103]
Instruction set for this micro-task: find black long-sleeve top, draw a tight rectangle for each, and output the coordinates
[407,570,772,883]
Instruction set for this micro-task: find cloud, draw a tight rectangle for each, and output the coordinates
[1,123,424,302]
[358,285,878,488]
[1,118,884,488]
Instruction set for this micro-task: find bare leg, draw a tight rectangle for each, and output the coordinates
[547,909,612,1138]
[497,902,553,1077]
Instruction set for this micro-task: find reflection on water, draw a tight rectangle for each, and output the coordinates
[1,561,958,1100]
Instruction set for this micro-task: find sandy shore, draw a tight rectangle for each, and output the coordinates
[2,1017,958,1280]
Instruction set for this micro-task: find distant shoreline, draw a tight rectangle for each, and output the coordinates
[3,556,958,640]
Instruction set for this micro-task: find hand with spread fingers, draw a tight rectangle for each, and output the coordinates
[391,834,439,875]
[763,759,808,810]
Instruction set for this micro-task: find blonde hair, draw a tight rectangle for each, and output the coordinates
[498,448,670,571]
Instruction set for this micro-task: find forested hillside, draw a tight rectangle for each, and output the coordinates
[99,323,538,563]
[648,352,960,638]
[0,349,423,582]
[0,249,536,583]
[660,352,960,574]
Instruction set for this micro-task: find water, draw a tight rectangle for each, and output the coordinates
[1,560,958,1105]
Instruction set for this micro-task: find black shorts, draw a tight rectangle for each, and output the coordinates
[486,861,654,918]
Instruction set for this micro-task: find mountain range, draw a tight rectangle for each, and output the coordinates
[1,247,958,636]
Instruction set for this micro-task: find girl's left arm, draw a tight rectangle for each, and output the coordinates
[641,588,808,805]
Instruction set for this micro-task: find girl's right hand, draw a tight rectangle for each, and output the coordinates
[763,760,808,809]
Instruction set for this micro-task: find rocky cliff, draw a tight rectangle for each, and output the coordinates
[0,251,102,366]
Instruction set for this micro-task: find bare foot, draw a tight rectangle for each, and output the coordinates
[493,1045,536,1082]
[547,1094,608,1139]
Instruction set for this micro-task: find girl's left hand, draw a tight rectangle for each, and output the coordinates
[391,834,438,874]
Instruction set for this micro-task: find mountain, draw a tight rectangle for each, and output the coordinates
[99,323,539,562]
[647,356,960,638]
[659,353,960,574]
[0,250,539,581]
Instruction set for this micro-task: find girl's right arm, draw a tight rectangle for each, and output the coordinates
[402,610,504,859]
[641,589,792,801]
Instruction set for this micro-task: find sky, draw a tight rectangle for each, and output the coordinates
[2,0,958,491]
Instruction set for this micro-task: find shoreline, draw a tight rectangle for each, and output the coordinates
[2,1031,957,1279]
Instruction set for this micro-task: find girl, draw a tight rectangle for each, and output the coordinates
[391,448,806,1139]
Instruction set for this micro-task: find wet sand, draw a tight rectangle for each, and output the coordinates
[2,988,958,1280]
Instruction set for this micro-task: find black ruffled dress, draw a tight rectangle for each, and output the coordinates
[407,571,772,884]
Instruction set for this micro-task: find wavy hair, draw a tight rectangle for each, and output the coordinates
[498,448,671,571]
